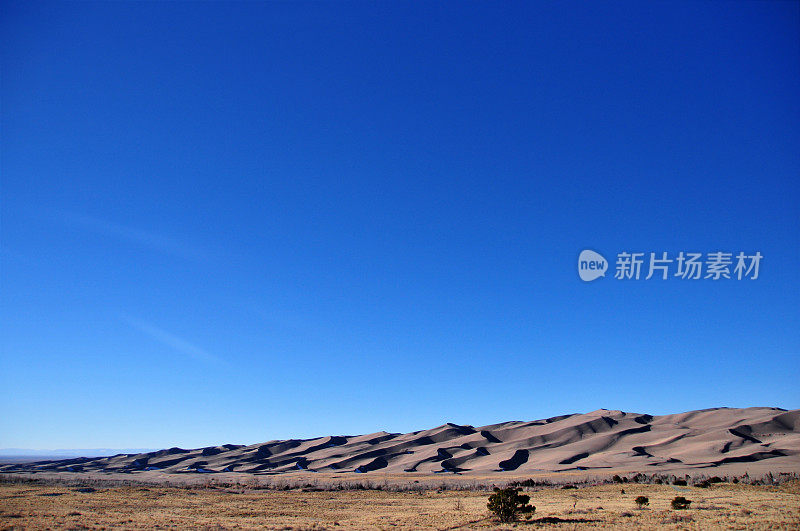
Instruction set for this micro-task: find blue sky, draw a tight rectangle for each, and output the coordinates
[1,1,798,449]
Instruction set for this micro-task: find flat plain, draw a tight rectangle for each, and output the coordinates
[1,478,798,529]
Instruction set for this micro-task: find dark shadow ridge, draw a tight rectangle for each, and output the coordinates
[715,449,786,465]
[498,449,529,471]
[545,414,575,423]
[618,424,652,436]
[559,452,589,465]
[403,447,453,472]
[729,428,762,444]
[632,446,653,457]
[444,423,477,436]
[354,456,388,473]
[480,430,501,443]
[600,416,619,428]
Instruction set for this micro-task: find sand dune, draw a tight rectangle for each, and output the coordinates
[4,407,798,476]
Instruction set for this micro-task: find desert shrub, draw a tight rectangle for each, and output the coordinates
[635,496,649,508]
[561,484,577,489]
[671,496,692,510]
[673,479,687,486]
[612,475,623,483]
[487,487,535,523]
[510,478,551,488]
[708,476,723,484]
[695,480,710,488]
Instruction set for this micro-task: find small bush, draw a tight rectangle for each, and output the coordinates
[671,496,692,510]
[612,475,623,483]
[510,478,551,488]
[635,496,649,508]
[673,479,687,486]
[487,487,535,523]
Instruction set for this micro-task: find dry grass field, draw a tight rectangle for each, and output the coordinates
[1,479,798,529]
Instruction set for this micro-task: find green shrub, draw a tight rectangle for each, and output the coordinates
[487,487,535,523]
[635,495,649,508]
[671,496,692,510]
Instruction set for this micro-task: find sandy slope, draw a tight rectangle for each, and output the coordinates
[4,407,798,476]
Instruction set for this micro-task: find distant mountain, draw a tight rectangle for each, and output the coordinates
[3,408,798,475]
[0,449,157,463]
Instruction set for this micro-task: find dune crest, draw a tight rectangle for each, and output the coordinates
[4,407,798,476]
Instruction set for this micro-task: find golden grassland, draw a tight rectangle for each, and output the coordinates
[1,480,798,529]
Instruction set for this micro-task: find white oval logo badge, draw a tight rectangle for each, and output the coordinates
[578,249,607,282]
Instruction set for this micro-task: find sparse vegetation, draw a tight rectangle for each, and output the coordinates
[635,495,649,508]
[0,479,796,528]
[487,487,535,523]
[509,478,553,488]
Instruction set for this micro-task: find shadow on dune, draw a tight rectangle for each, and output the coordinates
[354,456,388,473]
[480,430,501,443]
[713,449,787,465]
[559,452,589,465]
[728,428,762,444]
[498,449,529,471]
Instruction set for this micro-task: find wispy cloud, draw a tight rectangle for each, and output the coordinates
[122,316,221,365]
[53,211,208,260]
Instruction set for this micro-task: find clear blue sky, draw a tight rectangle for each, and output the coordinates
[1,1,798,449]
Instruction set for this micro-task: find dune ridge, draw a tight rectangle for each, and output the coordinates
[4,407,798,476]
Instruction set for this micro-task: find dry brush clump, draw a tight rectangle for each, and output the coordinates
[671,496,692,510]
[608,472,800,488]
[487,487,535,523]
